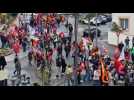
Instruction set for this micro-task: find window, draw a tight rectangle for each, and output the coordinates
[120,18,129,30]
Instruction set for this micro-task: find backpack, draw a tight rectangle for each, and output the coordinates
[66,67,73,78]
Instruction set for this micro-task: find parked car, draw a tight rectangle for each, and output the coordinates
[83,28,101,38]
[104,15,112,22]
[79,16,89,24]
[98,15,107,25]
[90,17,102,26]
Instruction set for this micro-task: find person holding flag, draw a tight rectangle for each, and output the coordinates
[100,57,109,86]
[114,56,126,80]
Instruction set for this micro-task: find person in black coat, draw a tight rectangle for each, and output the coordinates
[125,36,130,48]
[0,35,6,48]
[118,42,124,52]
[57,44,62,56]
[132,37,134,47]
[64,42,71,58]
[22,38,27,52]
[56,56,62,68]
[0,53,7,70]
[61,57,67,73]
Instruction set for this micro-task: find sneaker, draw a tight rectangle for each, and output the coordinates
[80,80,84,83]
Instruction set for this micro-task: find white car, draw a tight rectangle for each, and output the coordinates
[90,17,102,26]
[79,17,89,24]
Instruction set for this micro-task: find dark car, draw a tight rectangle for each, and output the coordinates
[83,28,101,38]
[98,15,107,25]
[104,15,112,22]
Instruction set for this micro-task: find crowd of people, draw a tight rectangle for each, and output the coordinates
[0,13,134,86]
[0,13,74,86]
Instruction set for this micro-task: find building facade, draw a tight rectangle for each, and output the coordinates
[108,13,134,47]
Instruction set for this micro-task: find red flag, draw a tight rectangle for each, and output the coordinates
[114,58,125,74]
[114,47,120,59]
[12,42,20,54]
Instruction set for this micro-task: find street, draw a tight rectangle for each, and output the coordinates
[0,14,129,86]
[3,14,115,86]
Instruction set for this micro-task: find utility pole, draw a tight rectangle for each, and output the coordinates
[95,13,98,47]
[74,13,78,68]
[73,13,79,85]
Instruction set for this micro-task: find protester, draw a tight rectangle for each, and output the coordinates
[14,55,21,76]
[56,56,62,77]
[125,36,130,48]
[118,41,124,52]
[3,13,134,86]
[65,65,73,86]
[64,42,71,58]
[61,56,66,74]
[22,38,27,52]
[132,37,134,47]
[0,53,7,70]
[131,46,134,64]
[28,50,33,65]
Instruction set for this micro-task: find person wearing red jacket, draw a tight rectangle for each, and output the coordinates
[114,58,125,77]
[114,47,120,59]
[12,40,21,55]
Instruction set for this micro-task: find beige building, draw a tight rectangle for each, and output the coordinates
[108,13,134,47]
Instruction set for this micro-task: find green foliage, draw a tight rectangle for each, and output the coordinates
[0,13,16,25]
[111,22,122,33]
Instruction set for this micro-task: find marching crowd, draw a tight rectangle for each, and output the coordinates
[0,13,134,86]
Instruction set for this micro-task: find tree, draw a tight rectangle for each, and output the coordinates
[111,22,122,45]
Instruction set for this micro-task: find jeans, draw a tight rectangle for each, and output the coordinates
[53,42,56,48]
[66,78,73,86]
[23,46,27,52]
[85,72,92,82]
[14,70,21,76]
[1,42,5,48]
[81,75,86,82]
[62,67,66,73]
